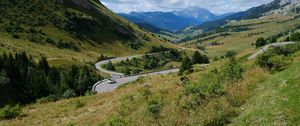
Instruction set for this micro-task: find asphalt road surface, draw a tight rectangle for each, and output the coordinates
[93,47,203,93]
[93,53,181,93]
[94,69,179,93]
[94,53,167,78]
[248,42,295,59]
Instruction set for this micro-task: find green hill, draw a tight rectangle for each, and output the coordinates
[0,0,175,65]
[1,42,300,126]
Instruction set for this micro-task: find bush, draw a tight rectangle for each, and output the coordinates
[0,105,22,120]
[224,50,237,58]
[122,68,131,75]
[12,34,20,39]
[36,97,52,104]
[191,51,209,65]
[256,44,300,71]
[221,58,243,82]
[147,100,162,118]
[180,59,244,109]
[179,56,193,75]
[255,37,267,48]
[108,115,127,126]
[84,90,97,96]
[139,87,152,99]
[62,89,76,99]
[149,46,171,53]
[268,55,288,71]
[74,100,85,109]
[290,32,300,41]
[105,60,115,71]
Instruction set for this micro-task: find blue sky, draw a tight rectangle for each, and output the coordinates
[100,0,273,14]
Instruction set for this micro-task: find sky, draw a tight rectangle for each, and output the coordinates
[100,0,273,14]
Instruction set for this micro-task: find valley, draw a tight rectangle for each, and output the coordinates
[1,0,300,126]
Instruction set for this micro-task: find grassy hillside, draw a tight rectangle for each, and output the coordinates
[180,14,300,58]
[2,43,299,125]
[0,0,175,66]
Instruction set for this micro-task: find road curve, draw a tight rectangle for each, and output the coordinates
[248,42,295,59]
[94,69,179,93]
[95,53,170,78]
[93,53,181,93]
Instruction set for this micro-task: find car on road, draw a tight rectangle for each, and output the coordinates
[107,79,117,84]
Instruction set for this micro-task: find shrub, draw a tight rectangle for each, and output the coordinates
[290,32,300,41]
[255,37,267,48]
[74,100,85,109]
[62,89,76,99]
[0,70,10,88]
[191,51,209,65]
[149,46,171,53]
[12,34,20,39]
[105,60,115,71]
[255,43,300,71]
[84,90,97,96]
[45,37,55,44]
[36,97,52,104]
[147,100,162,118]
[220,58,243,82]
[268,55,289,71]
[122,68,131,75]
[0,105,22,120]
[108,115,127,126]
[139,87,152,99]
[179,56,193,75]
[224,50,237,58]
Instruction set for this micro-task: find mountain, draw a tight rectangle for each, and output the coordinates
[267,0,300,14]
[119,8,232,32]
[0,0,174,62]
[119,12,197,32]
[191,0,300,32]
[172,7,217,24]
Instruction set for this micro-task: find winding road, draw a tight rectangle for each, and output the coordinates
[93,53,180,93]
[248,42,295,59]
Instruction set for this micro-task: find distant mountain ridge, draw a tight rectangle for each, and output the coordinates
[191,0,300,32]
[119,7,234,32]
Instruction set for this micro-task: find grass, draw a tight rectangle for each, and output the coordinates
[181,15,300,58]
[230,61,300,126]
[1,53,299,125]
[1,1,300,125]
[0,0,177,67]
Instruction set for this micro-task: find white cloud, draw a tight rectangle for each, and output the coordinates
[100,0,273,14]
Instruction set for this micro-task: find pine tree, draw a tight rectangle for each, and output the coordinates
[38,56,49,73]
[0,70,10,88]
[106,60,115,71]
[179,56,193,75]
[255,37,267,48]
[192,51,209,65]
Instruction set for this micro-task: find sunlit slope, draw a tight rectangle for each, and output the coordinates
[0,0,175,65]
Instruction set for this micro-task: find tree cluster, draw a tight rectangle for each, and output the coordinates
[191,51,209,65]
[0,52,101,106]
[256,43,300,71]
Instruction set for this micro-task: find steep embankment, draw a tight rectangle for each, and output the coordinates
[0,0,175,65]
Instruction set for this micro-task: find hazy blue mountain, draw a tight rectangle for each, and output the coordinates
[119,7,233,32]
[172,7,216,25]
[119,12,198,32]
[192,0,286,31]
